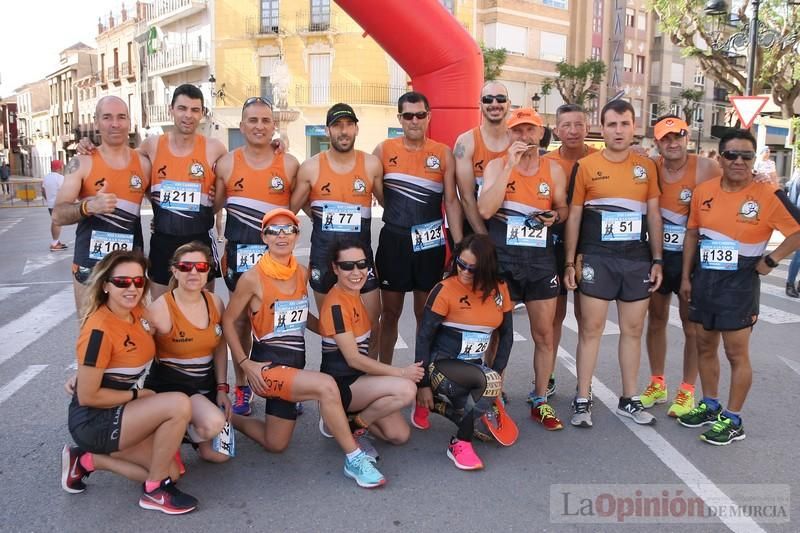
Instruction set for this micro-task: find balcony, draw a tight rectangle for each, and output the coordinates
[296,10,333,33]
[139,0,207,27]
[107,65,120,83]
[121,61,136,79]
[146,42,209,77]
[245,16,282,37]
[147,104,172,126]
[294,83,405,107]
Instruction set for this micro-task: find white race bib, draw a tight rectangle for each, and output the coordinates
[700,240,738,270]
[160,180,202,212]
[89,230,134,260]
[601,211,642,242]
[211,419,235,457]
[458,331,491,360]
[663,224,686,252]
[236,244,267,273]
[274,298,309,333]
[411,219,444,251]
[322,204,361,232]
[506,215,547,247]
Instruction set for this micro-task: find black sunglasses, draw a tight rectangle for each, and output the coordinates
[243,96,273,109]
[107,276,146,288]
[481,94,508,104]
[400,111,429,120]
[336,259,369,271]
[263,224,299,236]
[455,256,478,273]
[720,150,756,161]
[173,261,211,273]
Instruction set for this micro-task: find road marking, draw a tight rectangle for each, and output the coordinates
[564,301,620,335]
[513,330,526,341]
[557,347,764,533]
[0,280,72,287]
[0,365,48,405]
[778,356,800,377]
[0,286,26,302]
[395,335,408,350]
[757,304,800,324]
[22,253,70,275]
[667,304,683,329]
[0,287,75,366]
[0,217,22,236]
[759,281,800,305]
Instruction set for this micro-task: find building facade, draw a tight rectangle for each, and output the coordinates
[13,79,51,176]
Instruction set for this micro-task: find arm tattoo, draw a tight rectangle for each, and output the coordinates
[65,157,80,175]
[454,142,465,159]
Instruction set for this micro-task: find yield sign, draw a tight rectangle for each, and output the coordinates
[729,96,769,129]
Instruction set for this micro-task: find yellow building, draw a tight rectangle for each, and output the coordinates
[212,0,475,158]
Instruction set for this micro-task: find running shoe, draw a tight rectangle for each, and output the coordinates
[667,388,696,418]
[318,411,334,438]
[138,478,198,515]
[513,302,526,311]
[50,242,68,252]
[344,451,386,488]
[446,439,484,470]
[786,283,799,298]
[60,445,89,494]
[677,400,721,428]
[353,429,380,461]
[232,385,252,416]
[699,414,746,446]
[640,381,668,408]
[528,375,556,403]
[617,396,656,425]
[531,402,564,431]
[570,398,593,428]
[411,404,430,430]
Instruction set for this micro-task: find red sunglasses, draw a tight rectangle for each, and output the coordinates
[108,276,146,289]
[173,261,211,273]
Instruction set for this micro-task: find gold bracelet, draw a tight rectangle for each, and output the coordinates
[79,200,89,217]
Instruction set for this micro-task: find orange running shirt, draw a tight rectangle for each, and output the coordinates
[471,127,507,191]
[150,134,215,235]
[380,137,448,231]
[225,149,291,244]
[74,150,148,268]
[543,144,598,245]
[571,150,660,258]
[319,285,371,378]
[76,305,155,392]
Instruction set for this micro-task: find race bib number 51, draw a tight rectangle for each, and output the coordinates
[601,212,641,242]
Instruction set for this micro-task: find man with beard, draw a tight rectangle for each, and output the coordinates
[291,103,383,358]
[453,82,512,235]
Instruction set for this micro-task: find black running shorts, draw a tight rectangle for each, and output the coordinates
[334,374,361,413]
[577,253,653,302]
[688,267,759,331]
[656,251,684,296]
[68,401,125,454]
[375,226,445,293]
[498,261,560,302]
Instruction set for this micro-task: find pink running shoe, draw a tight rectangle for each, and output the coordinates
[446,439,484,470]
[411,404,430,430]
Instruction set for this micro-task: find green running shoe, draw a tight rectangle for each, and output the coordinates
[640,381,668,408]
[700,415,745,446]
[677,400,721,428]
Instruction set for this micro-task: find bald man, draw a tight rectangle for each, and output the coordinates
[53,96,152,313]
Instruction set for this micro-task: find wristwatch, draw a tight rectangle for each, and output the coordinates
[764,255,778,268]
[652,258,664,266]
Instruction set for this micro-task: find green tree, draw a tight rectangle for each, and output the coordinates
[680,88,705,125]
[650,0,800,118]
[541,59,607,106]
[481,43,507,81]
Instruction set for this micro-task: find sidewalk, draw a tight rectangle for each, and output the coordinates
[0,175,45,208]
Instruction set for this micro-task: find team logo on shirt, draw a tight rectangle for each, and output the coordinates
[94,178,106,191]
[189,160,205,179]
[738,198,760,222]
[679,187,693,204]
[270,176,285,192]
[233,177,245,190]
[311,268,321,282]
[425,155,441,170]
[140,318,151,333]
[459,295,471,308]
[388,156,398,166]
[581,264,595,283]
[538,181,551,198]
[633,165,648,182]
[129,174,143,191]
[494,291,504,309]
[353,178,367,194]
[214,324,223,337]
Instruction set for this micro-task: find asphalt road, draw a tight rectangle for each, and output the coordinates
[0,205,797,532]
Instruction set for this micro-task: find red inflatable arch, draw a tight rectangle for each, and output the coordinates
[335,0,483,147]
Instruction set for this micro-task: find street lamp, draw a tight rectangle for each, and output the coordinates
[695,116,704,154]
[531,93,541,112]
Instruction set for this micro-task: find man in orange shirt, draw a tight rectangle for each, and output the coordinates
[678,129,800,445]
[564,99,663,427]
[640,115,721,418]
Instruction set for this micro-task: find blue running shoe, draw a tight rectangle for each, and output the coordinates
[232,385,252,416]
[344,451,386,488]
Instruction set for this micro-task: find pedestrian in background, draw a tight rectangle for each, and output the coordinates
[43,160,68,251]
[0,158,10,197]
[786,168,800,297]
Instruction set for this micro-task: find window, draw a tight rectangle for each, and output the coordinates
[711,105,723,125]
[591,46,602,60]
[260,55,280,101]
[625,8,635,27]
[623,53,633,72]
[310,0,330,31]
[309,53,331,104]
[505,81,526,107]
[261,0,279,33]
[636,55,645,74]
[670,102,682,117]
[636,12,647,31]
[438,0,455,14]
[670,62,684,87]
[543,0,567,8]
[694,106,705,124]
[484,22,527,55]
[649,102,660,126]
[539,31,567,62]
[592,0,603,33]
[694,67,705,86]
[632,99,643,120]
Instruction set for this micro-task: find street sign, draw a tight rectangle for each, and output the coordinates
[729,96,769,129]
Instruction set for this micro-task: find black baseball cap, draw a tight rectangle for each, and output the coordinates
[326,103,359,127]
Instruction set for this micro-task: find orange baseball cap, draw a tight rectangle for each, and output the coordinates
[261,208,300,230]
[506,108,544,128]
[654,117,689,140]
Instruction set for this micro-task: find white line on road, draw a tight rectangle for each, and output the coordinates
[557,347,764,533]
[0,218,22,236]
[0,365,48,405]
[0,280,72,287]
[778,356,800,377]
[513,330,527,341]
[759,280,800,305]
[22,253,70,276]
[0,287,75,366]
[0,286,27,302]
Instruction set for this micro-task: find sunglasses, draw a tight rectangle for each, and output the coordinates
[173,261,211,273]
[243,96,273,109]
[336,259,369,271]
[720,150,756,161]
[481,94,508,104]
[107,276,146,289]
[455,256,478,273]
[400,111,429,121]
[263,224,299,236]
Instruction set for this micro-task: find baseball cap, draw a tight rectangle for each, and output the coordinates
[51,160,63,171]
[261,208,300,230]
[506,108,543,128]
[326,103,359,127]
[654,117,689,140]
